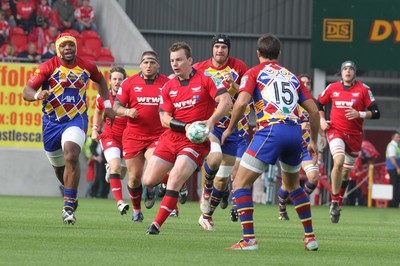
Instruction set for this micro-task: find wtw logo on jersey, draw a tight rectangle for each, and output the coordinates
[137,96,160,105]
[334,100,353,108]
[173,96,199,109]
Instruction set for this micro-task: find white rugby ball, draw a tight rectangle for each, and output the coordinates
[186,122,209,144]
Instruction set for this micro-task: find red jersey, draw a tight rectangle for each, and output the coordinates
[16,1,35,20]
[160,69,227,126]
[1,0,13,17]
[96,92,127,138]
[239,61,312,129]
[318,80,375,135]
[37,3,52,18]
[117,72,170,137]
[193,56,248,129]
[27,56,103,123]
[74,5,94,22]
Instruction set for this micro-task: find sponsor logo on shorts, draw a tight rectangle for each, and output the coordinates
[183,147,199,158]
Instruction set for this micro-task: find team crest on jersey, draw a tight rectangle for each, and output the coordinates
[68,73,77,81]
[333,92,340,97]
[169,90,178,97]
[191,86,201,92]
[134,86,142,92]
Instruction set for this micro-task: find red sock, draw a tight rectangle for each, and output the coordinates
[331,194,339,202]
[128,185,142,211]
[154,190,179,227]
[314,193,320,206]
[110,174,123,202]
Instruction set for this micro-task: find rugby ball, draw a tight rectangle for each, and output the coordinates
[186,122,209,144]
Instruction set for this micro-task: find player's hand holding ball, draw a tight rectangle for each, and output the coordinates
[186,121,210,144]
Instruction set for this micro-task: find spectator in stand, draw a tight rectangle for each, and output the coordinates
[0,10,9,46]
[386,131,400,208]
[41,25,58,51]
[347,141,379,206]
[1,43,16,62]
[17,42,41,63]
[15,0,36,35]
[41,41,56,60]
[1,0,16,27]
[36,0,53,29]
[74,0,96,33]
[52,0,75,31]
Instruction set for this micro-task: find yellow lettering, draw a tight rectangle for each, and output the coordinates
[369,20,392,42]
[392,21,400,42]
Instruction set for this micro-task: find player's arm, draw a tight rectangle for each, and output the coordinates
[221,91,251,145]
[114,98,138,118]
[316,99,330,130]
[301,98,320,164]
[95,75,115,124]
[91,105,103,142]
[159,110,190,132]
[22,66,53,101]
[206,92,232,132]
[362,102,380,119]
[345,102,381,120]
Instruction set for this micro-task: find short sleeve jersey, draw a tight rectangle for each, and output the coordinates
[193,57,249,133]
[27,56,103,123]
[96,92,127,138]
[116,73,170,137]
[318,80,375,135]
[74,5,95,22]
[159,69,227,125]
[239,61,311,129]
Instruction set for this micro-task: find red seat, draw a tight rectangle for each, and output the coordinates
[81,30,100,39]
[1,43,8,53]
[97,54,114,61]
[83,38,102,55]
[96,47,112,57]
[81,54,96,62]
[10,35,28,50]
[9,26,25,36]
[78,46,94,57]
[97,55,115,66]
[63,29,81,38]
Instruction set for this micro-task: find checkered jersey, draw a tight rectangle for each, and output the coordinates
[28,56,103,123]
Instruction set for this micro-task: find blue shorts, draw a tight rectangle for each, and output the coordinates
[237,135,249,158]
[42,114,88,152]
[246,124,303,166]
[211,126,239,157]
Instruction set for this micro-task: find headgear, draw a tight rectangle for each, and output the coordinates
[341,60,357,73]
[211,34,231,52]
[55,33,77,58]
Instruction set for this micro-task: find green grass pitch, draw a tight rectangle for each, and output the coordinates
[1,195,399,266]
